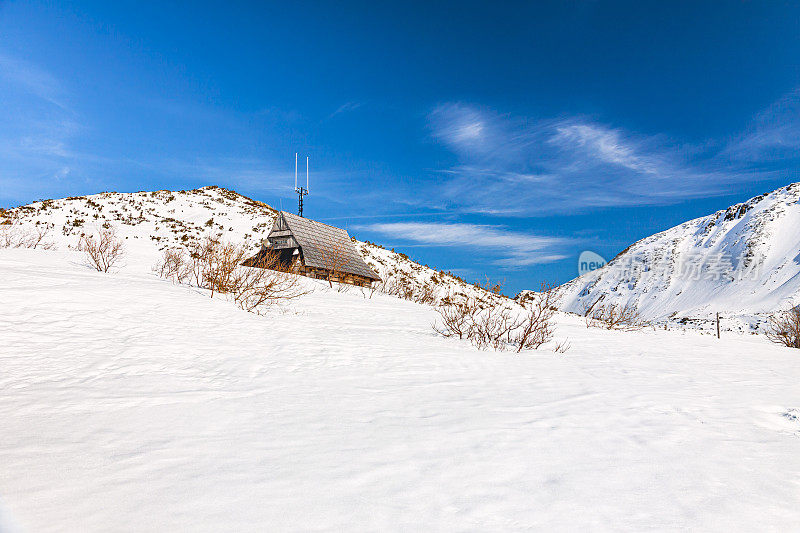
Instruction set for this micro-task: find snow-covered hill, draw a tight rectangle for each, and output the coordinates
[558,182,800,331]
[4,187,800,529]
[1,186,498,304]
[3,247,800,531]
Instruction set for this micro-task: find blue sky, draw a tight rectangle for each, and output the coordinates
[2,1,800,294]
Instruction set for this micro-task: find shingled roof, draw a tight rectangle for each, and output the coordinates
[275,211,381,281]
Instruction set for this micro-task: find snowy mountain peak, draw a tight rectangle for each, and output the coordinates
[559,182,800,329]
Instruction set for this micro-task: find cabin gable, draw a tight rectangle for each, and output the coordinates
[266,213,297,249]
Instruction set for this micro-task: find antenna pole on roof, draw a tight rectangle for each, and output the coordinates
[294,153,309,217]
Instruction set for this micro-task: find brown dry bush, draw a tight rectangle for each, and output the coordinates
[154,247,191,283]
[411,283,436,305]
[363,278,383,299]
[765,307,800,349]
[203,240,247,298]
[381,274,405,297]
[381,273,438,305]
[475,276,505,295]
[186,237,217,288]
[228,252,306,313]
[470,304,519,350]
[384,275,414,300]
[433,283,565,353]
[0,218,55,250]
[28,224,55,249]
[512,283,560,352]
[79,227,125,272]
[585,302,650,331]
[181,236,242,296]
[553,338,571,354]
[157,237,305,313]
[432,296,481,340]
[1,221,24,248]
[0,224,14,248]
[334,281,352,294]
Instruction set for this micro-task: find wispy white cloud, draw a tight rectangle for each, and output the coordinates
[428,103,487,149]
[0,52,71,112]
[356,221,570,268]
[0,51,86,203]
[425,101,784,215]
[548,123,659,174]
[723,88,800,162]
[0,50,297,204]
[330,101,363,118]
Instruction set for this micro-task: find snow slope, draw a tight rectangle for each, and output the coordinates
[1,186,494,303]
[559,182,800,330]
[3,247,800,531]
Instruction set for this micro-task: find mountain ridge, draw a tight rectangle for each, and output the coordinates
[557,182,800,331]
[1,185,502,305]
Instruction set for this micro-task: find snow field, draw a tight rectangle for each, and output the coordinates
[2,248,800,531]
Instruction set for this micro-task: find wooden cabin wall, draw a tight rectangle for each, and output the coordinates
[296,265,373,287]
[249,254,374,287]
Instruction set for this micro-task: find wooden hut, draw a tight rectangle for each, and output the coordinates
[245,211,381,287]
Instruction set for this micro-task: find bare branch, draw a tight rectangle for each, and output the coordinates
[432,296,481,340]
[512,282,560,352]
[79,227,125,272]
[0,217,55,250]
[156,238,307,313]
[585,303,650,331]
[433,282,565,353]
[765,307,800,349]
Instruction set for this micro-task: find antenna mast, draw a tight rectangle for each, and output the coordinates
[294,153,309,217]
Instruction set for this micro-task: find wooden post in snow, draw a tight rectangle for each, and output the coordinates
[716,312,721,339]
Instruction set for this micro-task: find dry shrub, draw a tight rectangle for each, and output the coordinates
[475,276,505,295]
[553,338,571,354]
[585,302,650,331]
[766,307,800,349]
[229,253,305,313]
[470,304,519,351]
[382,274,437,305]
[28,225,55,249]
[432,296,480,340]
[334,281,352,294]
[0,218,55,250]
[382,275,411,299]
[383,272,499,306]
[179,236,242,296]
[434,283,565,353]
[362,278,383,299]
[512,283,559,351]
[79,227,125,272]
[0,224,19,249]
[185,237,216,288]
[155,237,305,313]
[154,247,190,283]
[412,283,436,305]
[203,240,247,298]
